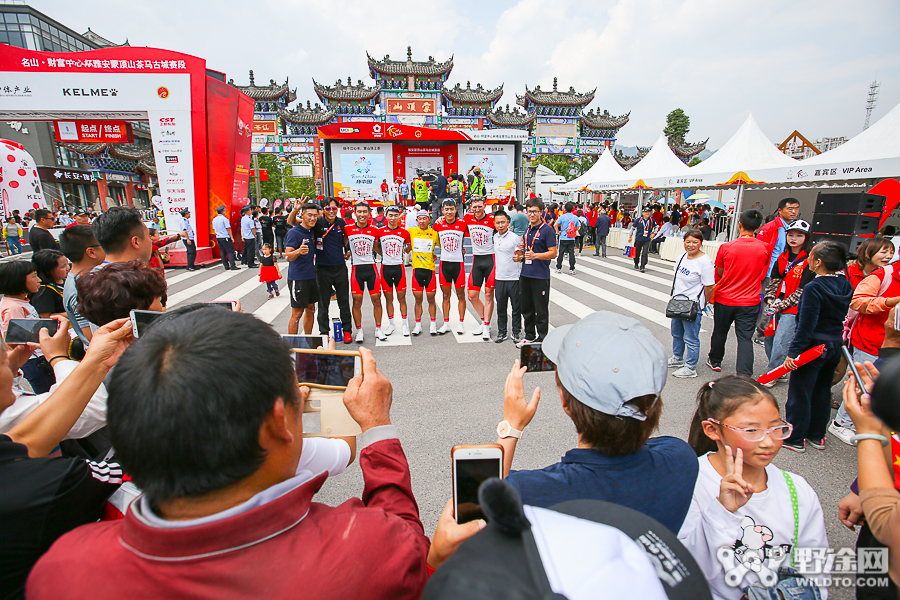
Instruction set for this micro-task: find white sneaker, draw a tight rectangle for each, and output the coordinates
[515,338,532,349]
[355,329,364,343]
[402,321,410,336]
[828,421,857,446]
[672,366,698,378]
[482,324,491,341]
[375,328,387,341]
[437,323,451,335]
[667,357,685,368]
[412,322,422,336]
[383,323,396,336]
[456,322,466,335]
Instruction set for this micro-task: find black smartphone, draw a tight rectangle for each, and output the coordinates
[5,319,59,344]
[841,345,870,393]
[130,309,164,338]
[520,342,554,373]
[294,350,361,388]
[282,334,328,350]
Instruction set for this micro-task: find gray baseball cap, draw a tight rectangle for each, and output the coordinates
[541,311,667,420]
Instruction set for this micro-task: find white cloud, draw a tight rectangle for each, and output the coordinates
[30,0,900,148]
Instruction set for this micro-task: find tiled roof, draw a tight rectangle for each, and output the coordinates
[229,70,297,102]
[60,142,152,161]
[367,47,453,77]
[278,102,336,125]
[313,77,380,101]
[488,104,536,127]
[135,159,156,176]
[614,147,648,170]
[516,78,595,107]
[671,139,708,157]
[581,109,630,130]
[442,81,503,104]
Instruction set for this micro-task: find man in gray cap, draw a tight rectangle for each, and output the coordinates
[493,311,699,534]
[178,208,196,271]
[211,205,237,270]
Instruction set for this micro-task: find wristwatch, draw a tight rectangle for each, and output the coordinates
[497,420,523,439]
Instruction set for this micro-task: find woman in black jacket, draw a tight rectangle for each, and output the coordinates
[781,241,854,452]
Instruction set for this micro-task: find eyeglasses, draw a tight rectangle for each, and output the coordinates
[526,209,541,215]
[707,419,793,442]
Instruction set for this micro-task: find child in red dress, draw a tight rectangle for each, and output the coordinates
[258,243,281,299]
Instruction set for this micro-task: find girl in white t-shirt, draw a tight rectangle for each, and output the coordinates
[679,376,829,599]
[668,230,715,378]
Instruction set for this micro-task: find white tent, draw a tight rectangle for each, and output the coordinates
[557,149,626,192]
[690,114,798,183]
[588,134,690,190]
[804,102,900,164]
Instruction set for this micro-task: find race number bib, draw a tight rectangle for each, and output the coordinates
[413,238,433,253]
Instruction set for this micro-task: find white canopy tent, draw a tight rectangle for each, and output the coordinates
[588,134,691,190]
[556,149,626,192]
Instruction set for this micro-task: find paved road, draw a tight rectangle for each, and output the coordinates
[162,248,858,598]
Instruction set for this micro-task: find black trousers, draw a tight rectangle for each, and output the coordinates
[784,340,841,443]
[633,239,650,269]
[574,235,584,253]
[556,240,576,270]
[594,232,607,256]
[217,238,237,269]
[650,236,665,253]
[856,523,898,599]
[183,239,196,269]
[708,302,759,375]
[241,238,256,267]
[494,279,522,337]
[520,276,550,341]
[316,264,352,336]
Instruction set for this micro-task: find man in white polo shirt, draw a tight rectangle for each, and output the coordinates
[178,208,196,271]
[491,209,522,343]
[240,206,257,268]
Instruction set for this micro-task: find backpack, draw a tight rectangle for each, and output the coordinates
[448,181,462,200]
[565,218,577,238]
[578,218,588,237]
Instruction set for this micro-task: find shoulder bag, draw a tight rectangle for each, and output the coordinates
[665,254,703,321]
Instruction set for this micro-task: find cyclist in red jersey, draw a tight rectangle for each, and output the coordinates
[463,197,496,340]
[379,206,411,337]
[344,202,386,343]
[433,199,468,334]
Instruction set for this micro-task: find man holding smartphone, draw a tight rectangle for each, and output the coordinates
[516,198,557,347]
[285,203,319,335]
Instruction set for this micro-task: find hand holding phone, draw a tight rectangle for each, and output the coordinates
[452,444,503,523]
[520,342,554,373]
[130,309,164,338]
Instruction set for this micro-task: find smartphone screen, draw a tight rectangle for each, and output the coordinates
[203,301,236,311]
[520,343,554,373]
[5,319,59,344]
[282,335,328,350]
[295,352,359,387]
[454,456,502,524]
[131,310,164,338]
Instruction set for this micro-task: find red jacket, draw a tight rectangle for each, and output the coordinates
[756,217,787,260]
[149,235,180,270]
[27,439,431,600]
[849,265,900,356]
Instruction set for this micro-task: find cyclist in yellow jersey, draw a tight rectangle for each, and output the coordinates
[407,210,443,336]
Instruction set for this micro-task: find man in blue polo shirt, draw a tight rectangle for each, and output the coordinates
[516,198,557,347]
[239,206,257,268]
[628,206,656,273]
[554,201,579,275]
[314,197,352,343]
[284,202,319,335]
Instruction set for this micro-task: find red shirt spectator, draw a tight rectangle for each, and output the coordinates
[651,210,664,227]
[713,235,770,306]
[149,234,180,270]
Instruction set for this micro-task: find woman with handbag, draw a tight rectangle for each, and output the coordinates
[668,230,716,378]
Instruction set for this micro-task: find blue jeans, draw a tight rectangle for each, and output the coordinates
[764,313,797,373]
[22,356,55,394]
[7,237,21,254]
[671,311,703,369]
[834,345,879,428]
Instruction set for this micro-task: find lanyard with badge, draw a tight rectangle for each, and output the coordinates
[525,225,540,265]
[317,221,337,250]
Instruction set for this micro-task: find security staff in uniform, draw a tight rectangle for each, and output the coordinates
[211,205,238,270]
[179,208,196,271]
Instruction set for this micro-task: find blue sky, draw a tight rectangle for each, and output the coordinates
[32,0,900,149]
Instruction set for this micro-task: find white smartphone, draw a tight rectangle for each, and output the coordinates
[293,349,362,389]
[203,301,238,311]
[130,309,164,338]
[281,334,328,350]
[452,444,504,524]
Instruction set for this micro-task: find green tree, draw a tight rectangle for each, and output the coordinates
[663,108,690,146]
[532,154,596,181]
[251,154,316,202]
[688,157,702,167]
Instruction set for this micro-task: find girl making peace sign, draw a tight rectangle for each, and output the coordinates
[678,376,829,599]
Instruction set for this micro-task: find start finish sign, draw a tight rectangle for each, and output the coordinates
[53,120,133,143]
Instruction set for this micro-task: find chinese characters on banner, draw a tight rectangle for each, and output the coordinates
[53,120,133,143]
[386,99,437,115]
[252,120,278,134]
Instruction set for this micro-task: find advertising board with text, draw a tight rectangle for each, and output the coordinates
[330,143,391,204]
[461,143,515,203]
[53,120,133,143]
